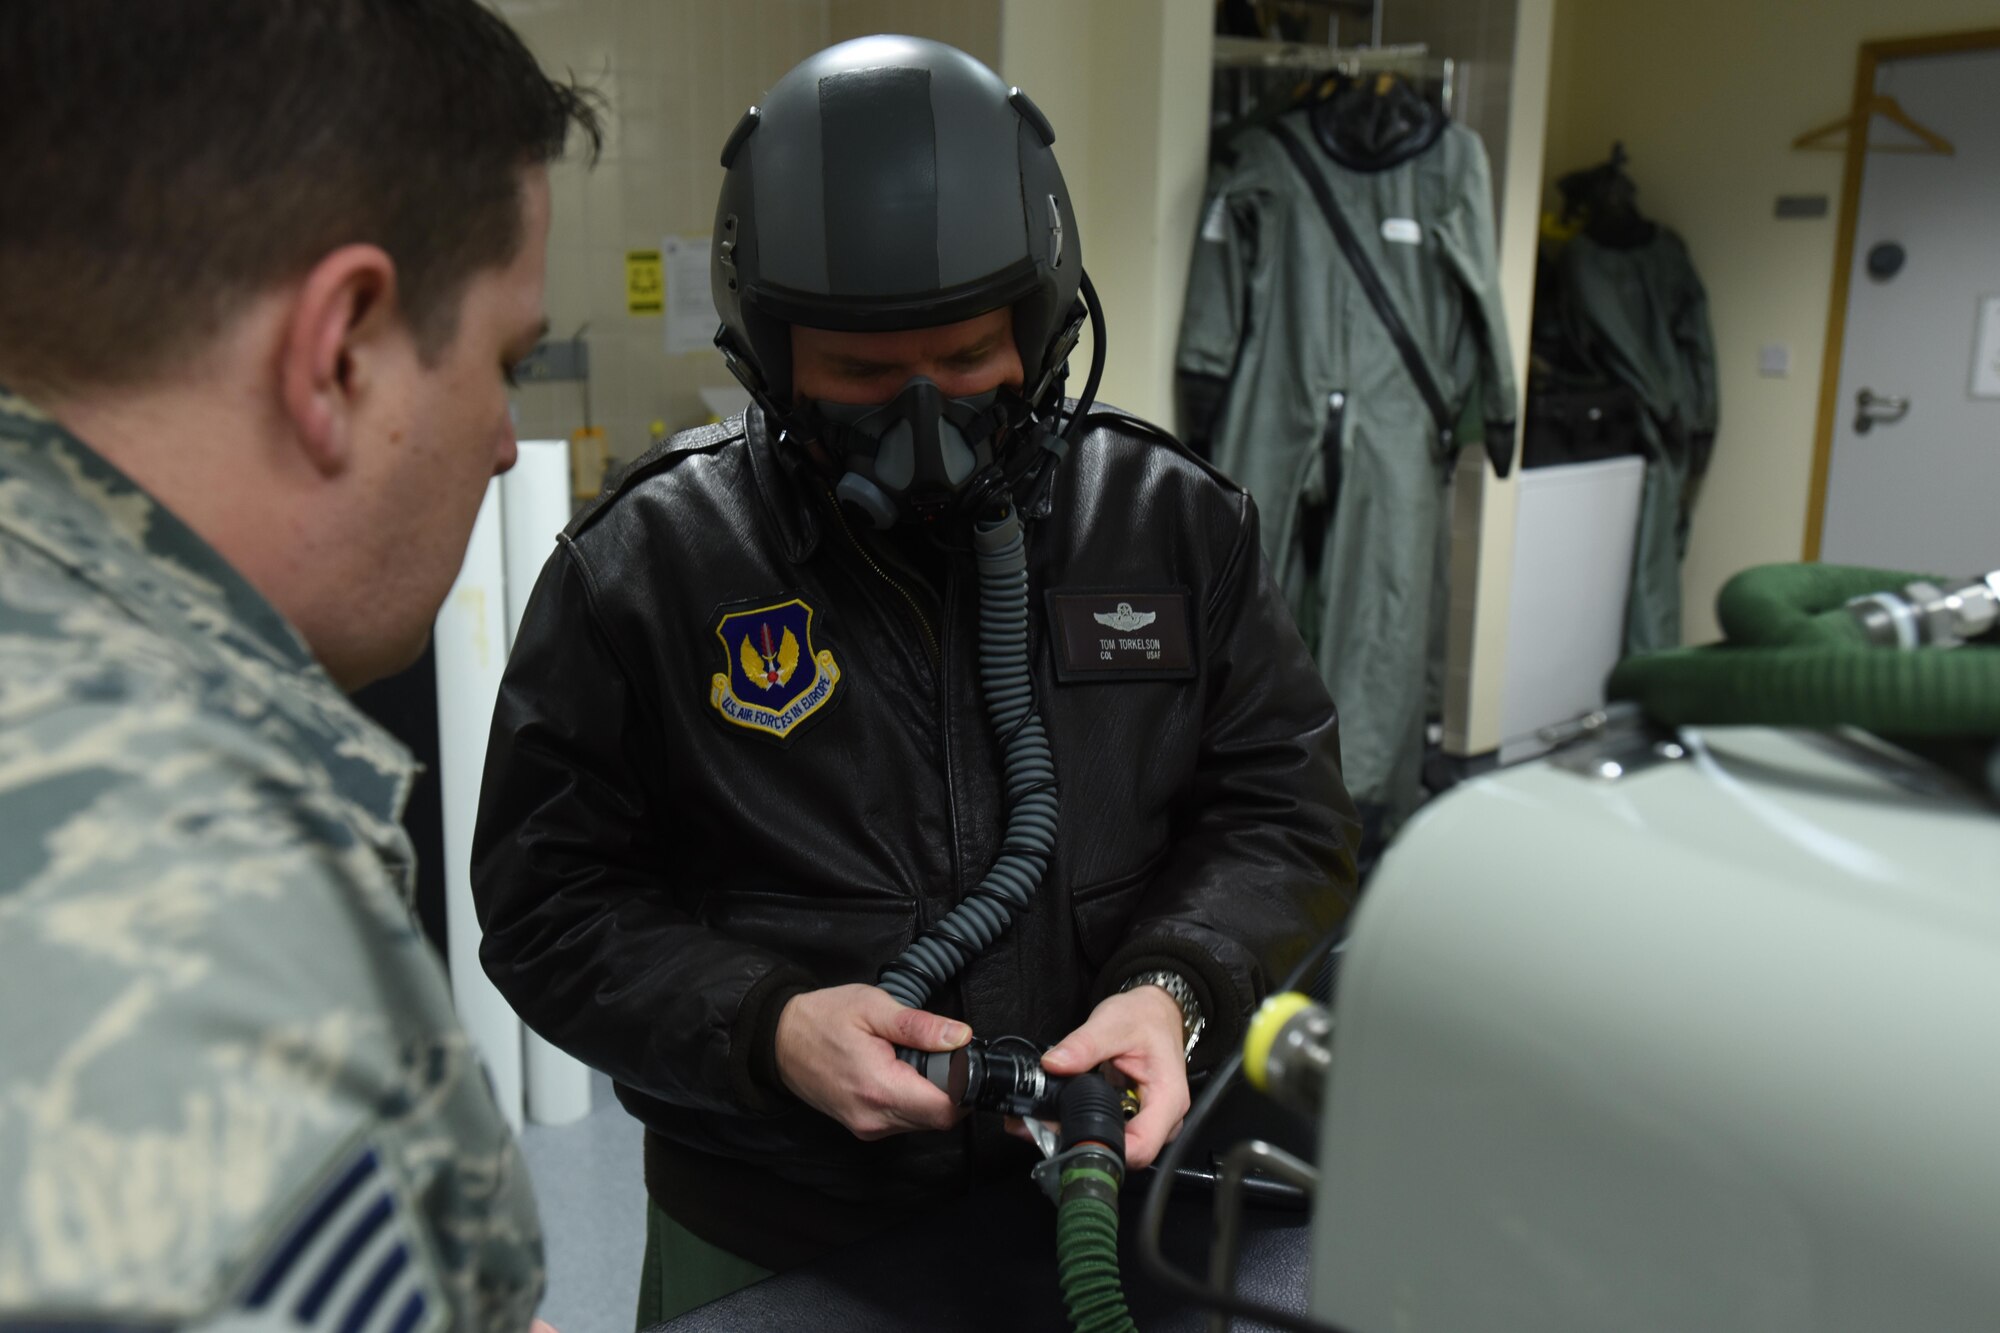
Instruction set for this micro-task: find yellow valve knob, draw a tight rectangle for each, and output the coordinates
[1244,991,1333,1117]
[1244,991,1315,1093]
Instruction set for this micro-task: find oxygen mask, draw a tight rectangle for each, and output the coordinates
[803,375,1031,529]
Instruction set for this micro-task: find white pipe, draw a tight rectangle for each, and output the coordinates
[499,440,574,643]
[498,442,594,1126]
[433,483,525,1131]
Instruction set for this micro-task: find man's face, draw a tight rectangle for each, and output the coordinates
[336,167,551,686]
[791,306,1024,405]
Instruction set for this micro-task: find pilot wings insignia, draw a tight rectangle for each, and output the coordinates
[1092,601,1158,633]
[740,622,801,690]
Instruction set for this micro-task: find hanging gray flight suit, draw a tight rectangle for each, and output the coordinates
[1176,88,1516,830]
[1553,228,1718,654]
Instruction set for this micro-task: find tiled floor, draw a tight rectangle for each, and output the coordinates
[518,1072,648,1332]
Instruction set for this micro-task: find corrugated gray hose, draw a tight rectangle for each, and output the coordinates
[878,506,1059,1008]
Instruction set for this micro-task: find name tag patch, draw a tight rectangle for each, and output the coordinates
[1380,217,1423,245]
[1046,589,1196,682]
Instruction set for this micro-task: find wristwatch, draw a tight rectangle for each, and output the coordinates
[1119,969,1205,1061]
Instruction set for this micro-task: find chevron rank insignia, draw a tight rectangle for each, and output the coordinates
[710,597,842,740]
[215,1143,443,1333]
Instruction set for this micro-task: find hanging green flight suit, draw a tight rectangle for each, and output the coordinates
[1552,229,1718,653]
[1177,89,1516,830]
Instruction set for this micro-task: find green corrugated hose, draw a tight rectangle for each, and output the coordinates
[1056,1165,1137,1333]
[1711,562,1909,648]
[1609,563,2000,734]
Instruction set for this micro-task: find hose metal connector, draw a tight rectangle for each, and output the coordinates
[1847,570,2000,650]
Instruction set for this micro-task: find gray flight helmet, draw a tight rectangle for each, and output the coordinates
[712,35,1082,416]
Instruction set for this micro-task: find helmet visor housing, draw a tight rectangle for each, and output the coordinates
[712,35,1081,415]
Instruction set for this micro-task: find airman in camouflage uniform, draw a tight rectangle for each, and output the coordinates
[0,1,598,1323]
[0,389,543,1328]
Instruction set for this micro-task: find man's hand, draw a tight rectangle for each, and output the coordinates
[1021,987,1192,1170]
[773,984,971,1140]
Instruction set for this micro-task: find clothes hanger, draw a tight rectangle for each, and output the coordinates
[1552,143,1656,248]
[1793,94,1955,155]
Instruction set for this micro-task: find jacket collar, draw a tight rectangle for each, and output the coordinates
[0,386,415,831]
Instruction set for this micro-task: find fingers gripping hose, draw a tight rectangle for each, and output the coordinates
[877,506,1059,1008]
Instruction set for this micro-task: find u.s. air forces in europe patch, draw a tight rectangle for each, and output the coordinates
[710,597,842,741]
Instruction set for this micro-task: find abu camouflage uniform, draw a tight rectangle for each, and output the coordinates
[0,390,542,1331]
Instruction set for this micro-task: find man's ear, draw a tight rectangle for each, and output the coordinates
[278,245,401,479]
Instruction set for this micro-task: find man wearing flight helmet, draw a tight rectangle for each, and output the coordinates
[473,36,1358,1322]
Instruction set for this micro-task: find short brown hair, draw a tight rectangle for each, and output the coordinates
[0,0,601,397]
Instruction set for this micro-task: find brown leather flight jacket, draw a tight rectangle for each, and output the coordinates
[471,407,1357,1262]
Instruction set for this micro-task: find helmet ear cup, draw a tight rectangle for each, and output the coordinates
[713,154,797,413]
[1007,119,1083,393]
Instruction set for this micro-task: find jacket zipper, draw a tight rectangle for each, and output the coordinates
[1319,390,1347,508]
[822,486,940,666]
[938,557,964,900]
[824,486,963,1019]
[1299,390,1346,579]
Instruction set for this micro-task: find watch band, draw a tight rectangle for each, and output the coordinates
[1119,969,1205,1061]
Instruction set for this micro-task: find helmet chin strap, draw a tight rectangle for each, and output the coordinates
[1011,268,1107,520]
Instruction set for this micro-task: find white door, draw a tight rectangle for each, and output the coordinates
[1818,45,2000,576]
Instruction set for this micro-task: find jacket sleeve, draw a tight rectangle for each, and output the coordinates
[1671,236,1721,479]
[1436,135,1520,477]
[1174,175,1257,458]
[472,540,816,1116]
[0,706,542,1328]
[1088,493,1359,1070]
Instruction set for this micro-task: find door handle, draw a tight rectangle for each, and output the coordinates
[1854,388,1910,434]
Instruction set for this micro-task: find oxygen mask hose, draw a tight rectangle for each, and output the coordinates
[878,505,1059,1008]
[1046,1076,1138,1333]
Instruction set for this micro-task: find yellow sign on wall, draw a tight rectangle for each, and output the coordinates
[625,249,663,315]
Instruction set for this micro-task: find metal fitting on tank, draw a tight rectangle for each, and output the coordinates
[1243,992,1334,1118]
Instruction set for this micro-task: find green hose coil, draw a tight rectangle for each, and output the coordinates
[1711,562,1905,648]
[1056,1165,1137,1333]
[1609,564,2000,736]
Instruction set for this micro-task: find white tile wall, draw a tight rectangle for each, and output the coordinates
[499,0,999,467]
[829,0,999,61]
[499,0,826,462]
